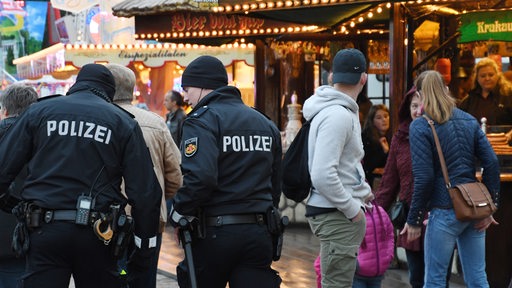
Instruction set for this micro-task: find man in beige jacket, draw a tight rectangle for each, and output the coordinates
[107,63,182,288]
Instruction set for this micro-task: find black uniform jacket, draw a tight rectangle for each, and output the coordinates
[173,86,282,217]
[0,89,162,243]
[0,116,21,259]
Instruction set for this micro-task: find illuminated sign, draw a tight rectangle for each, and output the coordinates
[134,12,316,40]
[460,10,512,43]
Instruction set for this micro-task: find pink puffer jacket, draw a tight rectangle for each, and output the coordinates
[356,204,395,277]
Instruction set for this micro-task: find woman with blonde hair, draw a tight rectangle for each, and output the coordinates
[459,57,512,127]
[402,70,500,287]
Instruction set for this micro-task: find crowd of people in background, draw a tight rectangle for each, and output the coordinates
[312,53,508,288]
[0,51,510,288]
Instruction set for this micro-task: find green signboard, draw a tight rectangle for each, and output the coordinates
[460,10,512,43]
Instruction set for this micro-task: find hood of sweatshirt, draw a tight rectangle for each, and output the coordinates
[303,85,359,121]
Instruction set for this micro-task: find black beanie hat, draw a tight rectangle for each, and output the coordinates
[181,55,228,90]
[75,63,116,100]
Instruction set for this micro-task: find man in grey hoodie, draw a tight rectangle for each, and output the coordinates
[303,48,373,288]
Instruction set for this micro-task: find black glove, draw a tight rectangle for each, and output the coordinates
[0,192,21,214]
[168,204,196,228]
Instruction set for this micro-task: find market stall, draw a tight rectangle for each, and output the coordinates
[13,42,255,115]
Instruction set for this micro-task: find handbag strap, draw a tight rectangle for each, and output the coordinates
[423,115,452,188]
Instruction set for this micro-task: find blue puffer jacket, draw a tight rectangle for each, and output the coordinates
[407,108,500,226]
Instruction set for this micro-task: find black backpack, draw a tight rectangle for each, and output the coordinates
[281,117,314,202]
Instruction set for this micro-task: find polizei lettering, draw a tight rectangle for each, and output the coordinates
[47,120,112,144]
[223,135,272,152]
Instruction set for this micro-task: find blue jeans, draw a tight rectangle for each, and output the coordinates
[405,248,454,288]
[424,208,489,287]
[352,275,383,288]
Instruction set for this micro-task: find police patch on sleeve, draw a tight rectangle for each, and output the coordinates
[184,137,198,157]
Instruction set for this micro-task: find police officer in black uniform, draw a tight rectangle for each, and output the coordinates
[0,64,162,288]
[169,55,283,288]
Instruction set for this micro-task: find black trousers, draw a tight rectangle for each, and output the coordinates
[126,233,162,288]
[20,221,121,288]
[177,223,281,288]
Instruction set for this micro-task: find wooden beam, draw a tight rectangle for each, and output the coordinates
[389,2,406,135]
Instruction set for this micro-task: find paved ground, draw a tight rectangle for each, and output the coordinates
[148,225,466,288]
[154,267,466,288]
[155,270,179,288]
[69,225,468,287]
[151,266,466,288]
[69,262,466,288]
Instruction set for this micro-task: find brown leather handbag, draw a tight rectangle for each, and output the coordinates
[425,116,497,221]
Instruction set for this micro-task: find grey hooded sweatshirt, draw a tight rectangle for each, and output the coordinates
[302,85,372,219]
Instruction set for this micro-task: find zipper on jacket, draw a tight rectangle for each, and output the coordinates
[371,209,381,276]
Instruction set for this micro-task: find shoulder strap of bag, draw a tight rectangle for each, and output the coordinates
[423,115,452,188]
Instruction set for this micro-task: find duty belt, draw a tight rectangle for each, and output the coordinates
[43,210,101,224]
[205,214,265,227]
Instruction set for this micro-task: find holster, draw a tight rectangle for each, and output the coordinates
[24,203,43,228]
[112,214,134,258]
[265,206,289,261]
[196,209,205,239]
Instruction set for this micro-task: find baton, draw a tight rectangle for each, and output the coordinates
[178,217,198,288]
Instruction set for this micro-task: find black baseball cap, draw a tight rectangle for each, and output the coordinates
[332,48,367,85]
